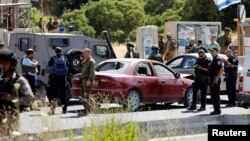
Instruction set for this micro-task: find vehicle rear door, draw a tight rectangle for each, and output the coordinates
[13,33,35,74]
[133,62,158,102]
[166,56,185,73]
[152,63,183,101]
[181,56,197,74]
[89,43,113,64]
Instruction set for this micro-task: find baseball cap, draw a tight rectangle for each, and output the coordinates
[211,47,219,52]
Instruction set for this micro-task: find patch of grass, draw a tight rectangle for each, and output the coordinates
[81,119,138,141]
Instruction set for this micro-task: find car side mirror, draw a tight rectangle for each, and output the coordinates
[175,73,180,79]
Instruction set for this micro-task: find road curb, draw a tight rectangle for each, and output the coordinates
[12,113,250,140]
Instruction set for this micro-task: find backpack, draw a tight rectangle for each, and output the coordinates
[51,56,68,76]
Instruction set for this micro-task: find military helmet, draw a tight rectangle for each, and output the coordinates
[0,49,18,66]
[126,42,135,48]
[55,47,62,53]
[224,27,232,32]
[152,44,159,50]
[166,32,172,37]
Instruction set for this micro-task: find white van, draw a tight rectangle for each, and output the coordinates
[237,47,250,103]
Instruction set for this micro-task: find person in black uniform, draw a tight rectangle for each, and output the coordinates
[208,47,224,115]
[48,47,68,114]
[188,50,210,111]
[222,49,238,107]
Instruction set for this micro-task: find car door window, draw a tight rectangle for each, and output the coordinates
[167,57,183,69]
[182,57,197,69]
[153,64,174,77]
[135,63,153,76]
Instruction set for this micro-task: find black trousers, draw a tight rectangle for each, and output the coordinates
[191,75,208,109]
[210,78,221,112]
[50,76,67,110]
[24,74,36,93]
[226,76,237,105]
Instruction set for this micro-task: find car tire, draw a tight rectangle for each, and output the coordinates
[66,51,82,74]
[126,90,140,111]
[184,87,193,107]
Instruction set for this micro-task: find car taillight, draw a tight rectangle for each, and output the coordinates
[98,78,115,87]
[72,76,81,86]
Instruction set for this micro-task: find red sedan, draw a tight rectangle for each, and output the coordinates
[71,59,193,111]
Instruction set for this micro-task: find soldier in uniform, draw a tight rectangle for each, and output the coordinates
[222,49,238,107]
[48,47,68,114]
[217,27,232,54]
[124,42,140,58]
[164,32,177,61]
[78,48,96,116]
[188,50,210,111]
[0,49,34,136]
[191,40,208,53]
[148,44,163,63]
[158,34,165,55]
[208,47,224,115]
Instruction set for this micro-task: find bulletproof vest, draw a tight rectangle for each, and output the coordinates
[51,56,68,76]
[21,58,37,74]
[0,74,20,97]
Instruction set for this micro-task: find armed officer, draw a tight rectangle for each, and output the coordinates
[148,44,163,63]
[48,47,68,114]
[21,49,38,94]
[188,50,210,111]
[0,49,34,136]
[222,49,238,107]
[208,47,224,115]
[78,48,96,116]
[124,42,140,58]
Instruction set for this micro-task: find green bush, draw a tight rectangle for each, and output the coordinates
[67,119,138,141]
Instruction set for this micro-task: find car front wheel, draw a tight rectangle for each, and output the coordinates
[184,87,193,107]
[126,90,140,111]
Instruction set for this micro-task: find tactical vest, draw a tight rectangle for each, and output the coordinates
[0,74,20,98]
[21,58,37,74]
[51,56,68,76]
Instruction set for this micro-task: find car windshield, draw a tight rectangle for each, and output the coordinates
[96,61,131,74]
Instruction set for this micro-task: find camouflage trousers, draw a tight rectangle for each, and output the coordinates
[164,50,176,61]
[81,79,93,113]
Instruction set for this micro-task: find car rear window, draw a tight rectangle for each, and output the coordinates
[96,61,131,74]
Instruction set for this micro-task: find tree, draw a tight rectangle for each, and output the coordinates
[62,9,95,36]
[144,0,175,15]
[85,0,145,42]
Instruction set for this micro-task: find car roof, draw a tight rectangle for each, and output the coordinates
[101,58,161,64]
[169,53,227,60]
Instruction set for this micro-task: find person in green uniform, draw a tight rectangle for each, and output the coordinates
[78,48,96,116]
[191,40,208,53]
[217,27,232,54]
[158,34,165,55]
[148,44,163,63]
